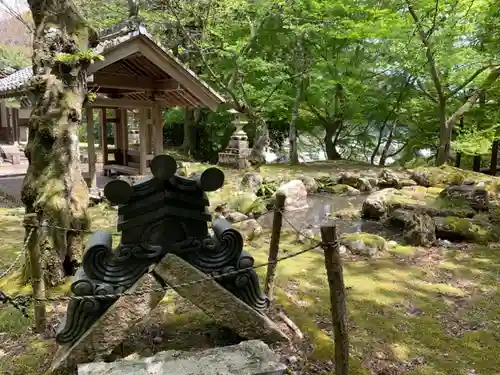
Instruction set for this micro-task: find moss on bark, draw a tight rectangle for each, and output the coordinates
[22,0,97,285]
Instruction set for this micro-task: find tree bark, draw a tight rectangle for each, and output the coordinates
[22,0,96,285]
[180,108,194,154]
[379,120,398,166]
[324,126,342,160]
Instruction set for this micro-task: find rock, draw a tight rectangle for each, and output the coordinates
[238,219,263,239]
[89,187,104,206]
[410,171,431,187]
[230,193,266,214]
[77,340,287,375]
[277,180,308,211]
[361,188,398,220]
[388,209,436,247]
[439,185,489,212]
[327,184,361,196]
[241,172,263,194]
[377,168,400,189]
[399,179,417,188]
[177,162,189,177]
[386,240,398,248]
[226,212,249,223]
[433,216,493,243]
[338,245,348,255]
[337,172,372,192]
[154,254,289,343]
[299,176,318,194]
[340,233,386,257]
[295,227,315,244]
[438,239,453,248]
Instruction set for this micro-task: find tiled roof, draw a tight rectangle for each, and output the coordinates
[0,19,166,98]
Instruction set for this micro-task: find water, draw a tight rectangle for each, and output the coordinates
[259,193,401,239]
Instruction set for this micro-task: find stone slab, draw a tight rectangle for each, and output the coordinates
[49,273,166,373]
[153,254,289,343]
[78,339,287,375]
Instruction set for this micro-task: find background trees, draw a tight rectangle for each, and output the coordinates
[2,0,499,167]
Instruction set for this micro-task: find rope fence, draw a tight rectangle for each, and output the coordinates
[0,192,404,375]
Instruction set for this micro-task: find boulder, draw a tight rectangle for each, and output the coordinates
[361,188,398,220]
[410,171,431,187]
[433,216,494,243]
[276,180,308,211]
[327,184,361,196]
[439,185,489,212]
[230,193,266,215]
[237,219,263,239]
[299,176,318,194]
[226,211,249,223]
[340,233,386,257]
[241,172,263,194]
[377,168,400,189]
[388,209,436,247]
[337,172,372,192]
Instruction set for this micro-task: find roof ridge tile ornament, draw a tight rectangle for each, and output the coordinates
[55,154,270,346]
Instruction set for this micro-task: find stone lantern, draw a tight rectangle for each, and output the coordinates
[217,111,251,169]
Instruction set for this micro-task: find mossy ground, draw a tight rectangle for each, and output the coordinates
[0,160,499,374]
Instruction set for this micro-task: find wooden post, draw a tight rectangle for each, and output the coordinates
[23,214,46,333]
[85,107,96,188]
[152,104,164,155]
[320,225,349,375]
[121,109,129,165]
[100,108,108,166]
[264,192,286,300]
[139,108,148,175]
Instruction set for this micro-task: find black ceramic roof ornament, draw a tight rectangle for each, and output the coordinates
[55,154,269,346]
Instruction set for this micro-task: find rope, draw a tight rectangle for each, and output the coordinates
[0,227,34,280]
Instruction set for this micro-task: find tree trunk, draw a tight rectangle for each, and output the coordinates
[455,152,462,168]
[490,140,499,176]
[379,120,398,166]
[180,108,194,154]
[325,127,342,160]
[22,0,96,285]
[473,155,481,172]
[435,101,450,166]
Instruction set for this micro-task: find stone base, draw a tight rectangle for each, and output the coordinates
[49,273,166,373]
[78,340,287,375]
[153,254,289,343]
[218,152,250,169]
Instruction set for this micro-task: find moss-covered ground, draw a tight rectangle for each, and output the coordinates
[0,161,499,374]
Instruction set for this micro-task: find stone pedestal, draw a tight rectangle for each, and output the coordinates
[218,120,251,169]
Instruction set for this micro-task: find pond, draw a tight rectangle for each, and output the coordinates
[259,193,402,240]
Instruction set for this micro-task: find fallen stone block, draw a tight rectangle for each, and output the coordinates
[49,273,165,373]
[78,339,287,375]
[154,254,289,343]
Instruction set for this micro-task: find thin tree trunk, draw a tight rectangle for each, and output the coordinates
[473,156,481,172]
[379,120,398,166]
[490,140,498,175]
[181,108,194,153]
[436,101,450,166]
[325,127,342,160]
[289,33,306,165]
[22,0,96,285]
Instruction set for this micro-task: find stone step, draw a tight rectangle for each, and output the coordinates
[78,340,287,375]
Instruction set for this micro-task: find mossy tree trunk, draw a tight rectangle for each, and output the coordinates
[21,0,98,286]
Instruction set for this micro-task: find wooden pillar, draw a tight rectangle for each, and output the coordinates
[152,104,164,155]
[85,106,97,188]
[122,109,129,165]
[139,108,148,175]
[114,109,123,165]
[0,102,6,129]
[100,108,108,165]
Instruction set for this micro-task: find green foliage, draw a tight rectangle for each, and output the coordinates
[55,51,104,65]
[0,45,29,70]
[73,0,500,166]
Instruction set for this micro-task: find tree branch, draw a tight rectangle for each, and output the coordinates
[407,3,445,103]
[416,79,438,103]
[446,67,500,127]
[447,65,494,98]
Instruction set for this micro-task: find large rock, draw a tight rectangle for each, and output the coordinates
[299,176,318,194]
[77,340,287,375]
[340,233,386,257]
[337,172,372,192]
[276,180,308,211]
[388,209,436,247]
[241,172,263,194]
[230,193,266,214]
[88,187,104,206]
[377,169,400,189]
[154,254,289,343]
[439,185,489,212]
[361,188,398,219]
[433,216,494,243]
